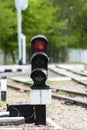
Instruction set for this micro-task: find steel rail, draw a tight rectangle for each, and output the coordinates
[49,66,87,86]
[7,79,87,107]
[52,94,87,107]
[8,78,87,97]
[52,88,87,96]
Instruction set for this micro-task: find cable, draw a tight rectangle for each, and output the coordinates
[11,107,20,117]
[11,106,36,121]
[25,106,36,121]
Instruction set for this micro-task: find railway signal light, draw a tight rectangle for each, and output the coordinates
[30,34,49,89]
[30,35,51,125]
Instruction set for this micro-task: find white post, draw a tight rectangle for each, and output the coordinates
[1,76,7,101]
[21,34,26,64]
[17,8,22,64]
[14,0,28,64]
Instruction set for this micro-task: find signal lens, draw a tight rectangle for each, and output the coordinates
[35,73,44,82]
[35,43,44,51]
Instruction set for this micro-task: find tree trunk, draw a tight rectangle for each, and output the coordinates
[61,46,68,63]
[4,48,7,65]
[11,51,16,64]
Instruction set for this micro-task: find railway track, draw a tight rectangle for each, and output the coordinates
[7,77,87,108]
[49,65,87,86]
[0,64,87,107]
[0,65,87,129]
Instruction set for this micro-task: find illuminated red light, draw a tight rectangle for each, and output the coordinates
[36,43,44,51]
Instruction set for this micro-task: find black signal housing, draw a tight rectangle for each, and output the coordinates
[30,34,49,89]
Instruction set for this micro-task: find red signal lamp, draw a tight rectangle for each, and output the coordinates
[35,43,44,51]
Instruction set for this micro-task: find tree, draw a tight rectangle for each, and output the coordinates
[1,0,87,64]
[48,0,87,62]
[69,0,87,49]
[0,0,54,64]
[0,0,17,64]
[22,0,54,44]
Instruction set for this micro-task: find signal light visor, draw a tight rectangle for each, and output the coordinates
[30,69,47,83]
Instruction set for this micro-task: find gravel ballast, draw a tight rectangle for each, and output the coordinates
[47,99,87,130]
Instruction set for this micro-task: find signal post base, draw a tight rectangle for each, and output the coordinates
[35,105,46,125]
[29,88,52,125]
[29,88,52,104]
[7,104,46,125]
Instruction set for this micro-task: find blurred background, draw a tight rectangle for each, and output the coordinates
[0,0,87,65]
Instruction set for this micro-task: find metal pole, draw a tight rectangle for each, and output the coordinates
[17,8,22,64]
[14,0,28,64]
[1,76,7,101]
[35,105,46,125]
[21,34,26,64]
[23,36,26,64]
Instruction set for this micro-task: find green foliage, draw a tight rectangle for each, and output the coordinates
[23,0,54,47]
[0,0,17,52]
[67,0,87,48]
[0,0,87,63]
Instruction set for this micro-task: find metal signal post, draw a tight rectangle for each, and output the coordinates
[30,35,52,125]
